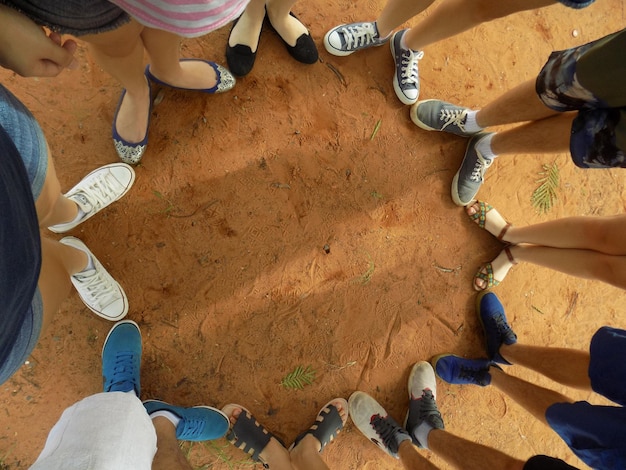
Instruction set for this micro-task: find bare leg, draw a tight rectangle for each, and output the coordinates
[82,21,150,144]
[476,80,560,127]
[35,152,88,332]
[506,215,626,255]
[229,0,266,51]
[428,430,525,470]
[289,399,348,470]
[397,440,440,470]
[500,343,591,390]
[510,244,626,290]
[490,113,574,155]
[376,0,436,38]
[490,367,572,425]
[141,28,218,89]
[151,417,193,470]
[266,0,307,46]
[404,0,557,51]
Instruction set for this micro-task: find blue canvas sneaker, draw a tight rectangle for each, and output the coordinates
[324,21,389,56]
[432,355,494,386]
[143,400,230,441]
[451,132,495,206]
[410,100,478,137]
[477,291,517,364]
[390,30,423,105]
[102,320,142,395]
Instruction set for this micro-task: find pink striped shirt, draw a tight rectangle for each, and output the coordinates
[110,0,250,37]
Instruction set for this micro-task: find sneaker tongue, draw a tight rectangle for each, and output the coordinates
[71,192,94,213]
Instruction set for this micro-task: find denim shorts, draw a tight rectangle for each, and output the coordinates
[0,85,46,385]
[0,0,130,36]
[558,0,595,8]
[545,327,626,469]
[523,455,579,470]
[536,39,625,169]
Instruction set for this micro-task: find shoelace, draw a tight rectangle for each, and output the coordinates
[177,415,205,439]
[417,390,444,428]
[74,171,125,212]
[469,153,492,183]
[340,23,379,51]
[74,268,119,308]
[458,364,489,385]
[438,108,468,132]
[488,314,517,344]
[370,414,402,454]
[105,352,138,391]
[400,50,424,85]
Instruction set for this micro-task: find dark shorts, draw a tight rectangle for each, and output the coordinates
[0,85,45,385]
[536,39,625,169]
[524,455,579,470]
[545,327,626,469]
[0,0,130,36]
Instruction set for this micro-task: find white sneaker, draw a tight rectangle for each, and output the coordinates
[48,163,135,233]
[60,236,128,321]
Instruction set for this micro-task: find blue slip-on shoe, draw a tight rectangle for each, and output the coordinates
[102,320,141,395]
[432,354,494,387]
[145,59,235,94]
[144,400,230,441]
[477,291,517,364]
[112,79,152,165]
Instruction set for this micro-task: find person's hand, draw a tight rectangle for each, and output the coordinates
[0,5,78,77]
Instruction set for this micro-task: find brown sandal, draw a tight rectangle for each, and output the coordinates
[467,201,511,242]
[473,246,517,291]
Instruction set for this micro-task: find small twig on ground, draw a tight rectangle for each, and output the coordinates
[565,292,579,318]
[325,63,346,86]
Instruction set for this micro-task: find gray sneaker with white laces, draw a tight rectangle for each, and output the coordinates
[451,132,495,206]
[411,99,479,137]
[48,163,135,233]
[390,30,424,105]
[60,236,128,321]
[324,21,389,56]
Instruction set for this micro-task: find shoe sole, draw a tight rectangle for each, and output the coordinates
[48,163,136,233]
[102,320,141,355]
[60,236,129,321]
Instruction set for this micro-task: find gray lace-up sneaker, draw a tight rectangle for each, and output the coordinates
[451,133,495,206]
[324,21,389,56]
[390,30,423,105]
[411,99,479,137]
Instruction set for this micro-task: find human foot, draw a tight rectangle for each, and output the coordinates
[266,9,318,63]
[146,59,235,93]
[466,201,512,242]
[474,246,517,291]
[290,398,348,454]
[222,404,286,466]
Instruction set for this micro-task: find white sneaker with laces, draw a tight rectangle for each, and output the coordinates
[60,236,128,321]
[48,163,135,233]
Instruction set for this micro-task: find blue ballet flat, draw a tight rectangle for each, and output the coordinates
[145,59,236,94]
[112,79,152,165]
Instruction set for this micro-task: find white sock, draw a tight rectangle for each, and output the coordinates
[475,133,497,160]
[413,422,434,449]
[150,410,181,428]
[464,111,483,134]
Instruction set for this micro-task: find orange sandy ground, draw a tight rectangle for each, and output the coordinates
[1,1,625,468]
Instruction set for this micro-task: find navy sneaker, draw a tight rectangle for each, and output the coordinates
[144,400,230,441]
[404,362,444,447]
[390,30,423,105]
[432,355,493,386]
[451,132,495,206]
[324,21,389,56]
[349,391,411,458]
[477,291,517,364]
[102,320,141,395]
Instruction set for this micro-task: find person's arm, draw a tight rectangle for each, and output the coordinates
[0,4,77,77]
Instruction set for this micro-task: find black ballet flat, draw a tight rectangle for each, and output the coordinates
[226,14,264,77]
[268,12,318,64]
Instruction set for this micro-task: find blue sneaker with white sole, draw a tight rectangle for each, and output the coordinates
[432,355,494,387]
[477,291,517,364]
[102,320,142,395]
[143,400,230,441]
